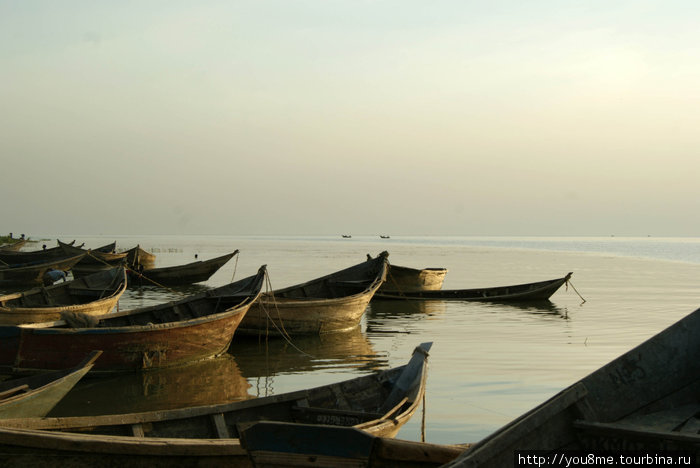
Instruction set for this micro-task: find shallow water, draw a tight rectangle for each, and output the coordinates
[12,235,700,445]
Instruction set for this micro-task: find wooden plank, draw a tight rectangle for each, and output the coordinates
[212,413,230,439]
[131,424,145,437]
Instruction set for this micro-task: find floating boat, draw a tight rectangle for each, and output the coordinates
[0,343,432,465]
[0,240,80,265]
[59,241,128,278]
[371,255,447,293]
[0,254,87,287]
[122,245,156,270]
[0,350,101,419]
[0,265,266,372]
[127,251,237,287]
[0,267,127,325]
[375,272,572,302]
[237,252,389,335]
[443,307,700,467]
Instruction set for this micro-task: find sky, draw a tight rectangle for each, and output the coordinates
[1,1,699,237]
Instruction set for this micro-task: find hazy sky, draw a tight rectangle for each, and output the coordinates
[2,1,699,237]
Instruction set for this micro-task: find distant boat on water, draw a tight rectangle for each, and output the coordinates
[379,235,390,239]
[341,234,352,238]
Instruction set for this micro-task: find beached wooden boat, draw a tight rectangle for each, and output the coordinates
[442,307,700,467]
[128,251,238,287]
[0,350,101,419]
[237,252,389,335]
[373,256,447,293]
[0,254,87,287]
[374,272,572,302]
[0,265,266,372]
[0,267,127,325]
[0,239,28,251]
[240,421,467,468]
[123,245,156,269]
[0,342,432,466]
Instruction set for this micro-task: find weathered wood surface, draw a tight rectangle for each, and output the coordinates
[58,241,128,278]
[128,251,238,287]
[238,252,389,335]
[378,261,447,293]
[122,245,156,269]
[443,307,700,467]
[0,254,87,287]
[0,266,266,372]
[0,267,127,325]
[374,272,573,302]
[0,239,28,252]
[0,242,71,264]
[0,350,101,419]
[0,342,432,443]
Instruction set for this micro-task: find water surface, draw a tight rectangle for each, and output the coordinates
[16,235,700,445]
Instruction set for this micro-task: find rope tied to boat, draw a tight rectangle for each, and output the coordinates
[258,271,315,358]
[566,277,586,304]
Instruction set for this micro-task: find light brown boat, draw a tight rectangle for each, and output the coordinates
[0,267,127,325]
[238,252,389,335]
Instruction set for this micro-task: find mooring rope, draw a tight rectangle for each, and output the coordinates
[230,253,239,283]
[566,278,586,304]
[258,271,314,358]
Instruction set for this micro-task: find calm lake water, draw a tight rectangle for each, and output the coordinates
[10,235,700,445]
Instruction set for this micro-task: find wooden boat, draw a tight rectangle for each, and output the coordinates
[237,252,389,335]
[0,267,127,325]
[442,307,700,467]
[0,342,432,466]
[0,239,28,251]
[0,240,79,265]
[0,265,267,372]
[128,251,238,287]
[0,254,87,287]
[59,240,128,277]
[240,421,467,468]
[373,255,447,293]
[122,244,156,269]
[0,350,101,419]
[374,272,573,302]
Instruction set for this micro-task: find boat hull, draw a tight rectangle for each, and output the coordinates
[239,292,373,335]
[379,265,447,293]
[375,273,572,302]
[1,309,248,372]
[0,268,127,325]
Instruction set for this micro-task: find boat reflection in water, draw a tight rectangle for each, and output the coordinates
[370,299,448,317]
[229,326,385,397]
[48,353,252,417]
[480,300,570,319]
